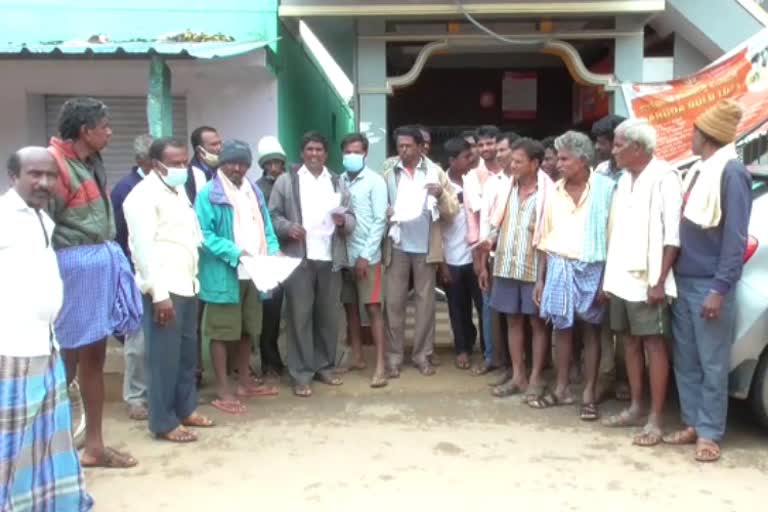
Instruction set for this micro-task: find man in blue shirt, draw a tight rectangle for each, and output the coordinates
[110,134,153,421]
[666,99,751,463]
[339,133,388,388]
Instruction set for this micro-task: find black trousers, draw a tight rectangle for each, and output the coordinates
[259,286,285,373]
[445,263,484,355]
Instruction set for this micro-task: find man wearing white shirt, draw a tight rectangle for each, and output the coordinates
[601,119,681,446]
[0,147,93,510]
[124,137,214,442]
[269,132,356,397]
[439,138,483,371]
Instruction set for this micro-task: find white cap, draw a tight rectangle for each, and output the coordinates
[257,136,286,166]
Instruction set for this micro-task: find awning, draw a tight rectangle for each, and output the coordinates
[0,39,275,59]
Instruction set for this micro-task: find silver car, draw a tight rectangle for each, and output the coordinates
[729,166,768,426]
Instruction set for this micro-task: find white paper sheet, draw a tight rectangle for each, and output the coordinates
[240,255,302,292]
[390,186,427,223]
[306,193,342,237]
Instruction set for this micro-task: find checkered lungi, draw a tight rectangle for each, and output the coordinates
[539,253,605,330]
[0,352,94,511]
[55,241,142,349]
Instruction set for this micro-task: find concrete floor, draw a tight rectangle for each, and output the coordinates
[88,345,768,512]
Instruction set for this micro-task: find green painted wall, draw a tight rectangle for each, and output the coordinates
[275,23,355,170]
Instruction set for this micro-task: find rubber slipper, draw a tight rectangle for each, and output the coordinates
[81,447,138,468]
[211,399,246,415]
[237,385,279,398]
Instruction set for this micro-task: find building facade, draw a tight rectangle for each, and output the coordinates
[280,0,768,168]
[0,0,353,190]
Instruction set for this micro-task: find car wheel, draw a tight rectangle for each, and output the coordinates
[749,349,768,429]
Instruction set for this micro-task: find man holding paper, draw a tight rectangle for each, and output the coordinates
[383,126,459,378]
[195,140,281,415]
[269,132,356,398]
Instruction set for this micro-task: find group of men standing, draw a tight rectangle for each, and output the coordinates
[0,93,753,510]
[436,100,750,465]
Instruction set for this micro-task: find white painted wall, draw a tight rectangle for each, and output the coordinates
[0,53,277,191]
[643,57,675,82]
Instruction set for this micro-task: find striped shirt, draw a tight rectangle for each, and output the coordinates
[493,186,538,282]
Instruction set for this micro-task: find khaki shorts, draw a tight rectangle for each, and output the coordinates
[609,296,670,338]
[204,280,263,341]
[341,264,384,305]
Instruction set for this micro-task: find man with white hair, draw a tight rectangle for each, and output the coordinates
[111,133,153,421]
[530,131,615,422]
[601,119,682,446]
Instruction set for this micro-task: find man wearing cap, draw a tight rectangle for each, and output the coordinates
[665,99,751,462]
[256,136,288,377]
[195,140,281,415]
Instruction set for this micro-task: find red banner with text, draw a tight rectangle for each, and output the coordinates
[622,29,768,163]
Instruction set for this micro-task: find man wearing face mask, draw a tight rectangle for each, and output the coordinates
[338,133,388,388]
[185,126,222,205]
[185,126,222,387]
[255,135,288,377]
[123,137,214,442]
[196,140,281,414]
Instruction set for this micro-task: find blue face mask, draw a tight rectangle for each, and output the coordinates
[159,164,189,188]
[342,153,365,173]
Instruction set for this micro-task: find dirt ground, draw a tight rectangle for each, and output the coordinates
[88,345,768,512]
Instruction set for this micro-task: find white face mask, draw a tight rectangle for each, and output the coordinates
[198,146,219,167]
[158,163,189,188]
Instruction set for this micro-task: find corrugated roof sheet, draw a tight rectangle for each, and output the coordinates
[0,39,273,59]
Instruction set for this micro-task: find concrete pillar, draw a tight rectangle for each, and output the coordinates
[611,16,645,117]
[147,55,173,138]
[355,20,388,171]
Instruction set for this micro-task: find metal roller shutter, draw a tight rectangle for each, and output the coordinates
[45,95,188,187]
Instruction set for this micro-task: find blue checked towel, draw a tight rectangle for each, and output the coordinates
[540,253,605,330]
[0,353,94,511]
[55,241,143,349]
[581,173,616,263]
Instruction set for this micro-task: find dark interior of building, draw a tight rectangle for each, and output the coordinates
[384,18,673,164]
